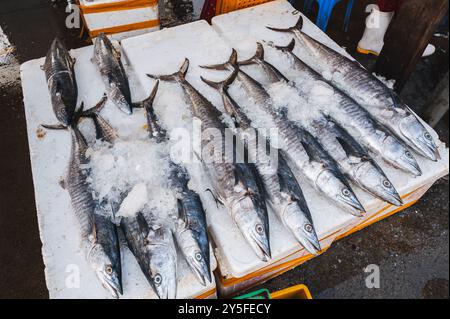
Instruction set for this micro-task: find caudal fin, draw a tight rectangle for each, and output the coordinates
[267,38,296,53]
[200,68,238,92]
[147,59,189,82]
[238,42,265,66]
[82,94,108,117]
[200,49,238,71]
[266,16,303,33]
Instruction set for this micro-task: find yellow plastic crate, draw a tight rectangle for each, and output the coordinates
[216,0,274,15]
[271,284,313,299]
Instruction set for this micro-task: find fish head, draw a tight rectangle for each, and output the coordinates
[108,81,133,115]
[384,136,422,176]
[88,244,123,299]
[399,114,439,161]
[148,228,177,299]
[179,233,211,286]
[317,170,365,217]
[355,162,403,206]
[232,194,271,262]
[283,201,321,255]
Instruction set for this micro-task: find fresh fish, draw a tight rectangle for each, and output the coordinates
[42,38,77,126]
[201,51,365,216]
[120,213,177,299]
[143,82,211,286]
[81,94,118,143]
[267,17,440,161]
[201,70,321,254]
[93,33,133,115]
[238,43,403,206]
[41,100,123,299]
[266,39,422,177]
[147,59,271,261]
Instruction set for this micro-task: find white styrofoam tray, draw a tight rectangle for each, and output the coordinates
[20,44,217,299]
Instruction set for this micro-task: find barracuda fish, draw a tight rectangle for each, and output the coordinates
[201,51,365,216]
[265,39,422,178]
[92,33,133,115]
[238,43,403,205]
[41,98,122,299]
[143,82,211,286]
[42,38,77,126]
[267,17,440,161]
[201,70,321,254]
[147,60,271,261]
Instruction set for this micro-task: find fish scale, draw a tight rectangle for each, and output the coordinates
[267,16,439,162]
[147,60,271,262]
[201,54,365,216]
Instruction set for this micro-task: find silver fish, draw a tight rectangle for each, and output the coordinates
[267,39,422,177]
[143,82,211,286]
[239,43,403,206]
[42,38,77,126]
[267,17,439,161]
[147,59,271,262]
[201,70,321,254]
[93,33,133,115]
[201,51,365,217]
[42,101,123,298]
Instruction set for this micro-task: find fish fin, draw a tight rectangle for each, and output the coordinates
[200,68,238,92]
[238,42,265,66]
[205,188,223,209]
[147,59,189,82]
[268,38,296,53]
[136,212,150,238]
[40,64,45,71]
[177,199,188,225]
[199,49,238,71]
[58,177,66,190]
[142,80,159,107]
[82,94,108,117]
[266,16,303,33]
[40,123,67,130]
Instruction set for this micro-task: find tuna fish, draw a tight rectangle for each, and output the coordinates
[41,99,122,299]
[42,38,78,126]
[201,51,365,216]
[267,16,440,161]
[238,42,403,205]
[201,69,321,254]
[92,33,133,115]
[147,59,272,261]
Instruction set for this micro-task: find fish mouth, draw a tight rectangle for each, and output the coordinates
[98,271,123,299]
[381,187,403,206]
[339,193,366,217]
[249,236,272,262]
[298,236,321,256]
[400,154,422,177]
[189,256,212,286]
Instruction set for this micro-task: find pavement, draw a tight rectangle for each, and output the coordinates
[0,0,448,299]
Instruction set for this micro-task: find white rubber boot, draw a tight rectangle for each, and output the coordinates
[357,6,436,57]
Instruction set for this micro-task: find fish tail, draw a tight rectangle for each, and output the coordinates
[266,16,303,33]
[147,59,189,82]
[238,42,265,66]
[200,68,238,92]
[270,38,296,53]
[82,94,108,118]
[199,49,238,71]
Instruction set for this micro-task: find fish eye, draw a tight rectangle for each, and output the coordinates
[110,82,117,88]
[383,180,392,188]
[304,224,313,233]
[424,132,432,140]
[105,265,113,275]
[341,188,351,197]
[154,274,162,286]
[255,224,264,235]
[405,150,413,158]
[195,253,203,262]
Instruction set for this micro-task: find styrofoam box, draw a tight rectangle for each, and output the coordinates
[119,7,449,290]
[209,0,449,289]
[20,44,217,299]
[79,0,160,42]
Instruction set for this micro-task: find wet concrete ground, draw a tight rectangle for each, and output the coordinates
[0,0,448,298]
